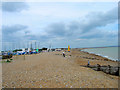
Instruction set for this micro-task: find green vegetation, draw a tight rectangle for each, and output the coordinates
[13,49,22,52]
[1,61,7,63]
[7,59,11,62]
[2,54,13,59]
[10,59,13,61]
[1,58,13,63]
[42,48,47,50]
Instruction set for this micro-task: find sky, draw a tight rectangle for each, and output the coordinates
[1,1,118,50]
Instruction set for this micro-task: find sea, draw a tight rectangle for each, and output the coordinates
[82,47,119,61]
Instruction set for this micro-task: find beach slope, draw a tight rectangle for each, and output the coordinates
[2,50,119,88]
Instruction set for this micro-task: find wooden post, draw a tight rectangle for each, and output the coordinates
[24,54,25,60]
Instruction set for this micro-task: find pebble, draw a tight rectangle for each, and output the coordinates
[2,51,117,88]
[86,84,88,86]
[40,79,42,81]
[32,84,34,86]
[66,85,68,87]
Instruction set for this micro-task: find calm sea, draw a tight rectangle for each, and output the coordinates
[83,47,118,61]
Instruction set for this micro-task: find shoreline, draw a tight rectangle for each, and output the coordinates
[80,47,118,62]
[81,50,118,62]
[71,48,118,66]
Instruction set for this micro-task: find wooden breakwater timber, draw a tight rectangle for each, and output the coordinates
[82,64,119,76]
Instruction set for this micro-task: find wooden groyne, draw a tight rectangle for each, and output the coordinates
[82,64,119,76]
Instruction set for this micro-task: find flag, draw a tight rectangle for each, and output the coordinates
[68,45,70,52]
[36,48,39,52]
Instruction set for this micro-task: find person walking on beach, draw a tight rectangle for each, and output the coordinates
[63,52,65,57]
[87,60,90,67]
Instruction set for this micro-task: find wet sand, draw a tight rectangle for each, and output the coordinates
[2,49,119,88]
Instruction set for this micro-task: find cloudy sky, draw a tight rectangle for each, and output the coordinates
[2,1,118,50]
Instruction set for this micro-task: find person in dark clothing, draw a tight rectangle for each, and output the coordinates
[87,60,90,67]
[63,52,65,57]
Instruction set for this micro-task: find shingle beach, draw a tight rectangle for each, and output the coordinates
[2,49,119,88]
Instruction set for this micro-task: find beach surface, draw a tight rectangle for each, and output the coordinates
[2,49,119,88]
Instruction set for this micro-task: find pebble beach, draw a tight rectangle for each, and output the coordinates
[2,49,119,88]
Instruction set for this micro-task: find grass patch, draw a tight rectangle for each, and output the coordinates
[6,59,11,62]
[2,55,13,59]
[0,59,13,63]
[1,60,10,63]
[10,59,13,61]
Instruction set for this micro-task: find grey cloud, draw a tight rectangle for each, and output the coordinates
[79,30,118,39]
[2,7,118,48]
[2,24,28,42]
[24,34,37,40]
[25,31,30,34]
[2,2,29,12]
[46,22,67,36]
[81,7,117,33]
[68,21,79,31]
[44,7,117,41]
[24,34,50,42]
[30,6,117,47]
[2,24,28,35]
[46,21,78,39]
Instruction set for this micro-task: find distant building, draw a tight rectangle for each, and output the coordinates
[55,48,61,51]
[28,48,31,52]
[42,47,48,52]
[60,48,68,50]
[22,48,25,52]
[51,49,55,51]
